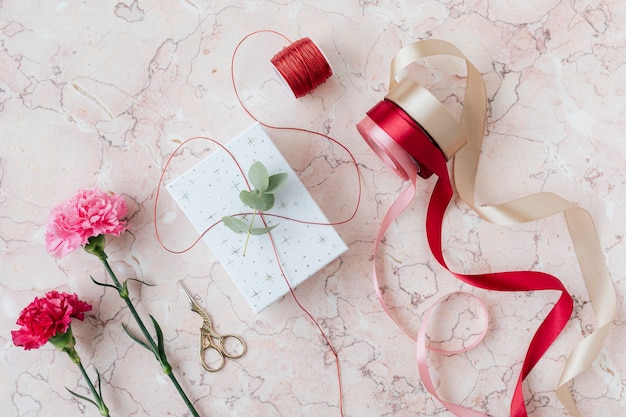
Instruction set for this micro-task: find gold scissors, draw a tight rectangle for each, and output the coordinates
[178,280,247,372]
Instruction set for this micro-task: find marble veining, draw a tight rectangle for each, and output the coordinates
[1,1,625,416]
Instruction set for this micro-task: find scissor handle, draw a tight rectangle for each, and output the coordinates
[217,334,247,359]
[200,343,226,372]
[199,329,246,372]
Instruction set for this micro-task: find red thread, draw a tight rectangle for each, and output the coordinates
[154,136,248,254]
[153,30,360,417]
[270,37,333,98]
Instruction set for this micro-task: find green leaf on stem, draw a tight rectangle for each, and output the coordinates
[66,387,99,408]
[250,225,278,235]
[266,172,288,193]
[151,315,165,358]
[96,370,104,396]
[224,160,288,257]
[248,161,269,192]
[239,190,274,211]
[95,251,200,416]
[150,315,172,374]
[122,324,151,352]
[222,216,248,233]
[90,276,119,291]
[125,277,155,287]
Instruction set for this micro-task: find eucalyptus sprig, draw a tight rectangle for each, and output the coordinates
[222,161,288,256]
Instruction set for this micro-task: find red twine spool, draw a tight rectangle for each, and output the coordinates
[270,37,333,98]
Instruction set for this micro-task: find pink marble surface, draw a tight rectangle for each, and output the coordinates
[1,1,625,416]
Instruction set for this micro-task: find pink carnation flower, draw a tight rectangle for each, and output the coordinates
[11,291,92,350]
[45,188,128,258]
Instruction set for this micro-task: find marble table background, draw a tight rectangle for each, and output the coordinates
[1,1,625,416]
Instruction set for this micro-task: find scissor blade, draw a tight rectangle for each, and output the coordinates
[178,280,200,310]
[178,280,212,325]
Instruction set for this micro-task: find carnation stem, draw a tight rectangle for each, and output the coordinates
[65,348,111,417]
[94,250,201,417]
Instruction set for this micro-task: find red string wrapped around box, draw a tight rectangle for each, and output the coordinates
[155,30,358,416]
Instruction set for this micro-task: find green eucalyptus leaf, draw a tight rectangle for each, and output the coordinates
[257,193,274,211]
[248,161,269,192]
[239,190,263,210]
[222,216,248,233]
[239,190,274,211]
[250,224,278,235]
[265,172,288,194]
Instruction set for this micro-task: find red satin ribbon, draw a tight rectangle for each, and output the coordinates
[366,99,574,417]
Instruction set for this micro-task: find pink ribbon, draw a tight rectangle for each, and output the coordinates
[359,99,574,417]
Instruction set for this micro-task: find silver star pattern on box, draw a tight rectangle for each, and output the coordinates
[167,123,348,314]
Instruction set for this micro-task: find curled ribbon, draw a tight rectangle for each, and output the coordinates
[417,292,490,417]
[358,39,617,417]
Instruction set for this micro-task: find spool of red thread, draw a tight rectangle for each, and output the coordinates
[270,37,333,98]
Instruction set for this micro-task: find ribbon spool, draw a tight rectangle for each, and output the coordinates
[357,38,616,417]
[270,37,333,98]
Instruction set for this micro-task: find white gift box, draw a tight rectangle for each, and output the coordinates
[167,123,348,313]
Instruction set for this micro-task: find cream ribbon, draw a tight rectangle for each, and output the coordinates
[387,39,617,417]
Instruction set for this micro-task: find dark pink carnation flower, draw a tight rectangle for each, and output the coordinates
[45,188,128,258]
[11,291,92,350]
